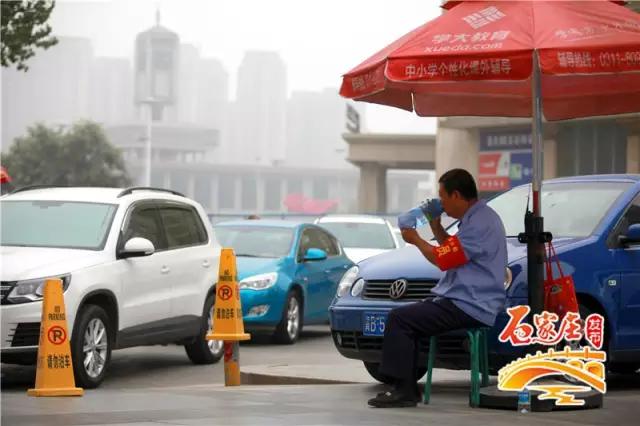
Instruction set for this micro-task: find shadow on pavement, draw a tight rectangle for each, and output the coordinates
[242,325,331,346]
[0,327,332,391]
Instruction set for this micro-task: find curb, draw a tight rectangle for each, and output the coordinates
[240,369,360,386]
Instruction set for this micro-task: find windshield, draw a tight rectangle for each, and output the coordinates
[318,222,396,250]
[448,182,630,238]
[1,200,117,250]
[215,226,294,258]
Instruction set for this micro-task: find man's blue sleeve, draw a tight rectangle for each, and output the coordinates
[457,221,488,261]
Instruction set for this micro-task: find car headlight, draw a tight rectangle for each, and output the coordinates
[504,267,513,290]
[239,272,278,290]
[337,266,359,298]
[7,275,71,304]
[351,278,365,297]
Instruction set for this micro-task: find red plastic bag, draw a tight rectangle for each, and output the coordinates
[543,242,579,319]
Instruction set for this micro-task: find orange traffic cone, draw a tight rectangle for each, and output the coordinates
[206,248,250,342]
[27,279,83,397]
[206,248,250,385]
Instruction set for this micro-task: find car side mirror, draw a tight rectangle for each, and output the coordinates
[304,248,327,262]
[619,224,640,247]
[119,237,155,259]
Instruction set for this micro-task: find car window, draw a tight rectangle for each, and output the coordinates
[318,222,396,249]
[159,205,208,249]
[297,229,314,258]
[299,228,336,257]
[124,205,166,250]
[608,193,640,248]
[328,233,342,256]
[622,195,640,229]
[215,225,293,258]
[394,229,406,248]
[1,200,116,250]
[447,182,632,239]
[317,229,340,256]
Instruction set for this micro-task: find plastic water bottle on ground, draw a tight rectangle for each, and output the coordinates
[517,389,531,413]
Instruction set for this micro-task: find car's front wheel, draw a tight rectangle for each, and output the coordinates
[71,304,112,389]
[363,361,394,384]
[363,361,428,384]
[185,295,224,364]
[273,290,302,344]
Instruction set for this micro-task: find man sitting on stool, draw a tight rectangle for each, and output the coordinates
[368,169,507,408]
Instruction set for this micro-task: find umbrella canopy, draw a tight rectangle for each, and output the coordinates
[340,0,640,121]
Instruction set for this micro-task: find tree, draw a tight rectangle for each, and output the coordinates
[2,121,131,188]
[1,0,58,71]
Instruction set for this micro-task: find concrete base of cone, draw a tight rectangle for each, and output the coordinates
[478,385,603,411]
[206,333,250,341]
[27,387,84,397]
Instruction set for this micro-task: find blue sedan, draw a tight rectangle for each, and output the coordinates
[216,220,354,344]
[329,175,640,381]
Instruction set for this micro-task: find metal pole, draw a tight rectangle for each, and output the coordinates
[527,51,546,316]
[532,51,543,217]
[144,32,153,187]
[145,103,152,187]
[223,341,241,386]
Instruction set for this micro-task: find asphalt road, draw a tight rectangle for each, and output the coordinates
[3,323,640,426]
[1,325,343,392]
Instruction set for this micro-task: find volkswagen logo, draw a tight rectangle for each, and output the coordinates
[389,279,408,300]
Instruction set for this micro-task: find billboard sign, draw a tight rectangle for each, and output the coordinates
[478,128,532,192]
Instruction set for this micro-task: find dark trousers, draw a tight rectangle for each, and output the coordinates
[379,297,484,382]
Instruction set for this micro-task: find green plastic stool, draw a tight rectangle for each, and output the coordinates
[423,328,490,408]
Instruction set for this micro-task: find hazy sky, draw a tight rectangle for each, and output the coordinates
[50,0,441,134]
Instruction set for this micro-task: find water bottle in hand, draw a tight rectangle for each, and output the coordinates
[397,199,443,229]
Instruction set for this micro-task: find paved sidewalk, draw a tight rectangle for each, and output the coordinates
[3,379,639,426]
[241,363,478,385]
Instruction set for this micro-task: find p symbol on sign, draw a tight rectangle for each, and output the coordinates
[47,326,67,345]
[218,285,233,301]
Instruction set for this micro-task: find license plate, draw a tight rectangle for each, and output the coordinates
[363,312,387,337]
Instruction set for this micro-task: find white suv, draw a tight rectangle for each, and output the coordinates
[1,187,222,388]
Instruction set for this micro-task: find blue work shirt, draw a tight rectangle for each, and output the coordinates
[431,200,507,326]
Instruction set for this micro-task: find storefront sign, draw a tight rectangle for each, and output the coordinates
[478,128,532,192]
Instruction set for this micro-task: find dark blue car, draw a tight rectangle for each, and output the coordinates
[329,175,640,382]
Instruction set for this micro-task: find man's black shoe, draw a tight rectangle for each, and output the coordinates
[368,390,418,408]
[376,383,421,401]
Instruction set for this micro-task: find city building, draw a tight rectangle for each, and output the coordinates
[286,88,363,169]
[436,115,639,198]
[134,15,180,123]
[176,44,230,156]
[2,37,94,146]
[232,51,287,165]
[105,122,219,186]
[89,57,134,125]
[194,58,229,141]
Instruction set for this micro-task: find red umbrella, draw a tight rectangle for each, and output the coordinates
[341,0,640,120]
[340,0,640,314]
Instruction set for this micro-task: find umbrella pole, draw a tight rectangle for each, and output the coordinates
[526,51,548,317]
